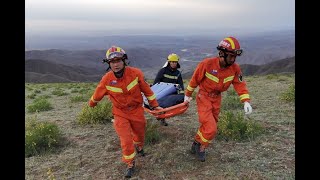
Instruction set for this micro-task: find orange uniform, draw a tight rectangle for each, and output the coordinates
[185,57,250,147]
[89,66,159,165]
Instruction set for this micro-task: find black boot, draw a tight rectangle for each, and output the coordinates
[192,141,206,162]
[124,161,135,178]
[196,145,206,162]
[190,141,199,154]
[135,145,145,157]
[197,149,206,162]
[160,119,168,126]
[137,148,145,157]
[125,167,134,178]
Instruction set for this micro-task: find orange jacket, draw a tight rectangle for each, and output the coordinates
[185,57,250,103]
[89,66,159,118]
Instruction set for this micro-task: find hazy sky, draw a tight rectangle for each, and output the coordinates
[25,0,295,37]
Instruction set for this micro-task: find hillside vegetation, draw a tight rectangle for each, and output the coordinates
[25,73,295,179]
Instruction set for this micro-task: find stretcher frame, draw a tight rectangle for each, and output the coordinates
[144,101,189,119]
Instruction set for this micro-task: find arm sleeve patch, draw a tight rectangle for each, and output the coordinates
[238,74,243,82]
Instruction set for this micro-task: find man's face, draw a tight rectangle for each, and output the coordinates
[109,58,124,72]
[224,52,237,65]
[169,61,178,68]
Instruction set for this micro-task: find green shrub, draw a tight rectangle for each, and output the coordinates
[277,76,290,82]
[145,121,160,145]
[25,85,33,91]
[34,89,41,94]
[221,89,242,110]
[85,91,95,99]
[71,89,79,93]
[38,95,52,99]
[78,88,89,95]
[191,91,197,100]
[266,74,279,80]
[25,117,63,157]
[27,98,53,113]
[27,93,37,99]
[52,89,68,96]
[217,111,263,141]
[70,95,87,103]
[76,99,113,125]
[226,88,237,96]
[280,84,295,102]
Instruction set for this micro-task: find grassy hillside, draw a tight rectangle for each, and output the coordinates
[25,73,295,179]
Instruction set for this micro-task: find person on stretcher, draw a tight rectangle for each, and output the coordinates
[152,53,185,126]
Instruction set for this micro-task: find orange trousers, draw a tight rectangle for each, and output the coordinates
[113,110,146,165]
[194,91,222,148]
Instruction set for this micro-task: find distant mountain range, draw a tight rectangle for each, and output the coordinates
[240,56,295,76]
[25,30,294,82]
[25,56,294,83]
[25,59,104,83]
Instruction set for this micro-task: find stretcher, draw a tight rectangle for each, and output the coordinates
[144,101,189,119]
[143,82,190,119]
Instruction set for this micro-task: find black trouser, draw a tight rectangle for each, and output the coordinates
[158,94,184,108]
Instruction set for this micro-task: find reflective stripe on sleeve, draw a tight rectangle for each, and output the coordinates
[147,94,156,100]
[187,85,195,92]
[239,94,250,101]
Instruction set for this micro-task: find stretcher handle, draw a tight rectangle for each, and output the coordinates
[146,101,189,114]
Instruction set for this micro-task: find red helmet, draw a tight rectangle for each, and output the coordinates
[105,46,128,63]
[217,37,243,56]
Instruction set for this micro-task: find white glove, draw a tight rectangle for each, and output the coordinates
[184,95,192,102]
[244,101,252,115]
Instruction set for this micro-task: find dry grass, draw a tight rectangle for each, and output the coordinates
[25,73,295,179]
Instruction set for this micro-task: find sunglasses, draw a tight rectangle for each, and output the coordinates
[225,49,243,56]
[233,49,243,56]
[217,46,243,56]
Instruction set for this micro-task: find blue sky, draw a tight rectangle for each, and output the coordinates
[25,0,295,37]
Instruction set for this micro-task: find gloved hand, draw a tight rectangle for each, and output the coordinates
[244,101,252,114]
[184,95,192,103]
[154,106,163,110]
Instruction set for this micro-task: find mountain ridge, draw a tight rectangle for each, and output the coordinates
[25,56,295,83]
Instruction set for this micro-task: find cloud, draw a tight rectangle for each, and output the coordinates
[25,0,294,36]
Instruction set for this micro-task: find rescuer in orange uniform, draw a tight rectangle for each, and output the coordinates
[184,37,253,162]
[88,46,162,178]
